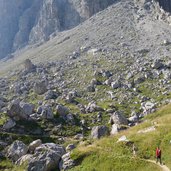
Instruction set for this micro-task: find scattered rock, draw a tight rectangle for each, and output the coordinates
[7,140,28,162]
[109,111,128,125]
[117,135,129,142]
[56,105,69,118]
[34,81,47,95]
[7,100,28,121]
[66,144,75,152]
[3,118,16,130]
[61,152,75,170]
[28,139,42,153]
[91,125,109,139]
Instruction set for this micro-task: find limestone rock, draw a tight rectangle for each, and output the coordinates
[7,140,28,162]
[91,125,109,139]
[28,139,42,153]
[34,81,47,95]
[109,111,128,125]
[3,118,16,130]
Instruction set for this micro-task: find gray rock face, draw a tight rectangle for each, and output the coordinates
[0,0,116,58]
[91,125,109,139]
[7,140,28,162]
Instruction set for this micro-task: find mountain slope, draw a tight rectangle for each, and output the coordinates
[0,0,116,59]
[69,104,171,171]
[0,0,171,73]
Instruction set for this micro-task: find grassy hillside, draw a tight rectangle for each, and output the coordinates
[68,104,171,171]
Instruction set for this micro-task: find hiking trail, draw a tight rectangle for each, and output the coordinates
[145,159,170,171]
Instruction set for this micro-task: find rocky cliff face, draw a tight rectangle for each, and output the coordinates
[0,0,116,59]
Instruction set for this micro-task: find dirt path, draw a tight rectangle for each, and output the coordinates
[145,159,170,171]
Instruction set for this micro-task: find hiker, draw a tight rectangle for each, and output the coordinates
[156,147,162,165]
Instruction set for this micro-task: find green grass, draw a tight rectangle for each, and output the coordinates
[69,103,171,171]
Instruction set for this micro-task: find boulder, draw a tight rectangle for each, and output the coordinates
[44,90,58,100]
[7,140,28,162]
[23,59,36,72]
[151,60,164,69]
[29,139,42,153]
[16,154,33,165]
[74,134,84,140]
[91,125,109,139]
[28,143,65,171]
[40,106,54,119]
[20,102,35,116]
[66,113,75,124]
[3,118,16,130]
[7,100,28,121]
[110,124,119,135]
[61,152,74,170]
[56,105,69,118]
[109,111,128,125]
[34,81,47,95]
[85,102,103,113]
[141,101,156,115]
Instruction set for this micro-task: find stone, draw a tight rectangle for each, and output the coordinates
[28,143,65,171]
[85,102,103,113]
[87,85,95,92]
[16,154,33,165]
[44,90,58,100]
[91,125,109,139]
[111,81,121,89]
[56,105,69,118]
[7,140,28,162]
[23,59,36,72]
[66,144,75,152]
[66,113,75,124]
[20,102,35,116]
[61,152,75,170]
[3,118,16,130]
[117,135,129,142]
[34,81,47,95]
[74,134,83,140]
[40,106,54,119]
[7,100,28,121]
[109,111,128,125]
[151,60,164,69]
[141,101,156,115]
[28,139,42,153]
[110,124,119,135]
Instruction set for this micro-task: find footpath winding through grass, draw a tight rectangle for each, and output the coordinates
[145,160,170,171]
[69,103,171,171]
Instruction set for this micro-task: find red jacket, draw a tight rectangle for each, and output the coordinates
[156,148,161,157]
